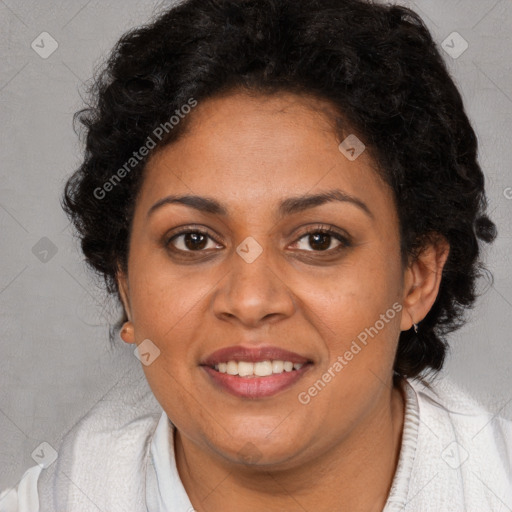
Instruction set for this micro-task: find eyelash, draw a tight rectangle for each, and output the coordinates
[164,224,351,256]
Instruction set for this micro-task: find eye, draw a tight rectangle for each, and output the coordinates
[166,228,223,253]
[164,224,351,256]
[291,225,351,253]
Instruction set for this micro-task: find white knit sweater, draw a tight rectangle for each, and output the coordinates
[1,361,511,512]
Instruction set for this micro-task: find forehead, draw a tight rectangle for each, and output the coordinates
[138,91,392,218]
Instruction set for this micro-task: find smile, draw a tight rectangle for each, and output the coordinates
[201,361,312,399]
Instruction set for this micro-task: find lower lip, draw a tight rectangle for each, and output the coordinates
[201,364,312,399]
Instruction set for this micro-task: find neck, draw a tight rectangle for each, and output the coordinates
[174,381,405,512]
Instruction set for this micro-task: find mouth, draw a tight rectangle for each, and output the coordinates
[200,345,314,399]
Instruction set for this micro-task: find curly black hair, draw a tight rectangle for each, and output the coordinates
[62,0,497,379]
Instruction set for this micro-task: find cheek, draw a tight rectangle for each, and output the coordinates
[141,361,210,435]
[128,249,214,337]
[302,245,403,372]
[304,245,402,324]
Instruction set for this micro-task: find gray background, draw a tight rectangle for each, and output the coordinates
[0,0,511,491]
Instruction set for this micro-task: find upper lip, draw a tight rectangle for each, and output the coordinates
[201,345,312,366]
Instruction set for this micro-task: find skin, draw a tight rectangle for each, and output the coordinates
[118,90,450,512]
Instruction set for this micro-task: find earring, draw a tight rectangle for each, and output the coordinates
[120,322,134,343]
[413,323,418,333]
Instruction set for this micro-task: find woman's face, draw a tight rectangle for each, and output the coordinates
[118,91,413,467]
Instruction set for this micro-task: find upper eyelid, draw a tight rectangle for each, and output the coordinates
[168,224,346,238]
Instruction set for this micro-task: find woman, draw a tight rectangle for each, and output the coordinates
[1,0,511,510]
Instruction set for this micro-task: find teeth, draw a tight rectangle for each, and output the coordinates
[272,360,284,374]
[238,361,254,377]
[226,361,238,375]
[254,361,273,377]
[214,360,305,377]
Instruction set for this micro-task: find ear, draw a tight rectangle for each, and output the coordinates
[116,267,135,344]
[400,234,450,331]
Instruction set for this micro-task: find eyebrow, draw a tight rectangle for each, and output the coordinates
[147,189,373,220]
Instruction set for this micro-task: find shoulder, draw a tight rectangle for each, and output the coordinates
[0,465,42,512]
[405,376,512,511]
[409,376,512,451]
[1,358,162,512]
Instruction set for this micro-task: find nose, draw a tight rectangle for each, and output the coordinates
[211,244,296,328]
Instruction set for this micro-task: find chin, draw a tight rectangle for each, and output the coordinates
[209,425,309,468]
